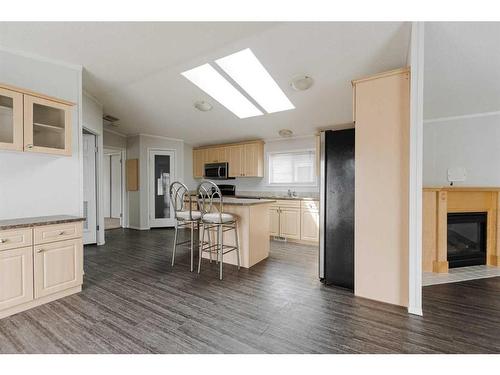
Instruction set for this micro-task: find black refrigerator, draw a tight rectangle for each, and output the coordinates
[319,128,355,290]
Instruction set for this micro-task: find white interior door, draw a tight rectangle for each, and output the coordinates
[103,155,111,218]
[149,150,176,228]
[110,154,122,220]
[83,133,97,244]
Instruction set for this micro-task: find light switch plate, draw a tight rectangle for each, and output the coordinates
[447,167,466,182]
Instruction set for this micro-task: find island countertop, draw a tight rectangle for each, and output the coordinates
[187,194,275,206]
[218,197,276,206]
[0,215,85,231]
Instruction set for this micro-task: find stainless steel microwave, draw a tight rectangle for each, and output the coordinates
[204,162,230,179]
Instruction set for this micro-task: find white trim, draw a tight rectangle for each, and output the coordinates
[102,145,128,230]
[82,127,102,245]
[408,306,423,316]
[82,89,103,107]
[103,127,128,137]
[129,133,184,143]
[127,225,150,231]
[408,22,424,317]
[424,110,500,124]
[267,148,318,187]
[0,45,83,72]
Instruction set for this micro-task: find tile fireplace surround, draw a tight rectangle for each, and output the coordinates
[423,187,500,273]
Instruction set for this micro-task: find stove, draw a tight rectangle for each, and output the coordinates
[217,184,236,196]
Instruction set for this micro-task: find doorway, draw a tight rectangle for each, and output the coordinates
[149,149,176,228]
[82,129,98,244]
[103,148,124,230]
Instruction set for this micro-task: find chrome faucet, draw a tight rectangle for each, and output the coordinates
[287,189,297,198]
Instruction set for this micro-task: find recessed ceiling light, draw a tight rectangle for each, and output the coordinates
[181,64,262,119]
[215,48,295,114]
[290,75,314,91]
[194,101,212,112]
[278,129,293,137]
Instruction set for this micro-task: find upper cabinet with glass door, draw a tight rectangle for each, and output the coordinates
[0,83,74,156]
[0,87,24,151]
[24,95,72,156]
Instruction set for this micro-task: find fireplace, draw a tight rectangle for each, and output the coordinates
[447,212,487,268]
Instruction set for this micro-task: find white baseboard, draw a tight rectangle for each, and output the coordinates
[408,306,423,316]
[128,225,150,231]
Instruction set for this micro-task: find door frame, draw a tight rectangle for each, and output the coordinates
[82,127,100,245]
[148,148,176,228]
[103,146,128,229]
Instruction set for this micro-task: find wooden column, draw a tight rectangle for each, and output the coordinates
[433,190,449,273]
[495,192,500,266]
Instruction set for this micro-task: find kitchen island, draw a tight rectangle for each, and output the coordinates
[198,197,275,268]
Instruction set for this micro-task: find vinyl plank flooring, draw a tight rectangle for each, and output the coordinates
[0,228,499,353]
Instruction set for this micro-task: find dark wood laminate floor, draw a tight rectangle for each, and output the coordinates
[0,228,499,354]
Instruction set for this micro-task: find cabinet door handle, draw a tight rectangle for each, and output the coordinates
[26,144,33,150]
[0,238,7,244]
[59,231,65,235]
[37,249,45,253]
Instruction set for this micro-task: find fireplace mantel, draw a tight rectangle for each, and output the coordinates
[423,187,500,273]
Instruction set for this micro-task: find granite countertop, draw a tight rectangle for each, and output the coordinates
[219,197,276,206]
[235,194,319,201]
[0,215,85,230]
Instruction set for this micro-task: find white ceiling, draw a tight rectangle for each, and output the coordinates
[424,22,500,120]
[0,22,411,145]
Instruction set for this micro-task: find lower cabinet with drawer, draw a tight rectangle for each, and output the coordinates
[0,219,84,319]
[269,200,319,244]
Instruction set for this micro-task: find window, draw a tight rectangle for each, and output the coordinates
[268,150,316,185]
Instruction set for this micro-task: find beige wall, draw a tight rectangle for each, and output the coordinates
[354,69,410,307]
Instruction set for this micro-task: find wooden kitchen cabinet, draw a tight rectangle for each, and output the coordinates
[0,218,84,320]
[0,246,34,311]
[0,83,74,156]
[193,148,207,178]
[243,142,264,177]
[34,238,83,299]
[24,95,72,156]
[228,145,244,177]
[269,207,280,236]
[279,207,301,240]
[206,147,228,163]
[301,207,320,242]
[0,87,24,151]
[269,199,319,244]
[193,140,264,179]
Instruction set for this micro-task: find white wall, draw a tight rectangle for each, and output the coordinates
[183,143,197,190]
[82,92,105,244]
[191,136,319,194]
[103,129,127,149]
[423,112,500,187]
[126,135,141,228]
[0,49,82,220]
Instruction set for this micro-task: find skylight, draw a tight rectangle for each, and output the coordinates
[181,63,263,119]
[215,48,295,114]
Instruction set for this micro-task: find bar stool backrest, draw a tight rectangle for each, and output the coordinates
[169,181,194,220]
[197,180,223,221]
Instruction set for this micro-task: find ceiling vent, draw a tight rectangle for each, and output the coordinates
[103,114,119,123]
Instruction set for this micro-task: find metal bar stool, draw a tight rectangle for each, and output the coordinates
[197,180,240,280]
[170,181,202,272]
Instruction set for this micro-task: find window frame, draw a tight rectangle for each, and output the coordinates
[266,148,318,187]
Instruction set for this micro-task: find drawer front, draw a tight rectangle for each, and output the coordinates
[0,246,34,311]
[34,222,82,245]
[34,238,83,299]
[0,228,33,251]
[302,200,319,212]
[275,200,301,209]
